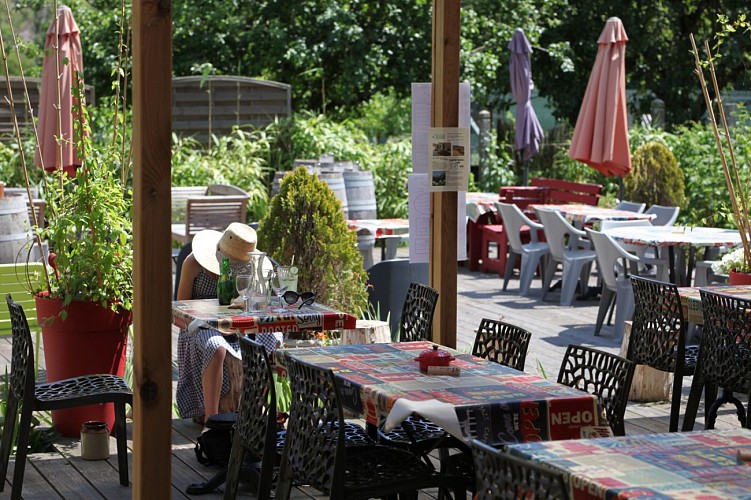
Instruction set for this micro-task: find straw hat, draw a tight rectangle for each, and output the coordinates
[192,222,258,275]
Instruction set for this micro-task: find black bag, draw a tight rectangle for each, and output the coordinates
[194,412,236,467]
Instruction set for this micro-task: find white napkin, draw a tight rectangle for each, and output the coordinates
[384,398,462,440]
[187,318,205,336]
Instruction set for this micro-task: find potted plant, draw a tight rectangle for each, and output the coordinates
[6,5,133,437]
[691,25,751,285]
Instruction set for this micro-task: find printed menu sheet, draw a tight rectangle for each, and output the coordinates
[429,127,469,191]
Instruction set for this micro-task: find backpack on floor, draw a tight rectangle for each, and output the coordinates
[194,412,236,467]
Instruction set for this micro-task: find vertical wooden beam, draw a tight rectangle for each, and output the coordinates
[430,0,460,348]
[132,0,172,497]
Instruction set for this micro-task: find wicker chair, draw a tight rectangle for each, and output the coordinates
[629,276,700,432]
[470,439,568,500]
[399,281,439,342]
[275,353,465,499]
[223,337,374,499]
[682,290,751,431]
[557,345,635,436]
[472,318,532,371]
[1,294,132,500]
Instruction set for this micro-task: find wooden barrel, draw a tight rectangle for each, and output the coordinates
[0,194,31,264]
[270,171,290,198]
[343,170,377,220]
[318,171,348,219]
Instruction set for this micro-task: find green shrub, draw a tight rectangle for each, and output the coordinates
[171,128,271,220]
[257,167,368,314]
[624,141,686,211]
[371,138,411,218]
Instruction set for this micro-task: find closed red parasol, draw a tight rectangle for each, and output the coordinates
[34,6,84,176]
[568,17,631,178]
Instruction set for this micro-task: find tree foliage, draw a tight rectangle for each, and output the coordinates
[536,1,751,126]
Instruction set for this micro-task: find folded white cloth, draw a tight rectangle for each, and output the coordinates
[384,398,462,440]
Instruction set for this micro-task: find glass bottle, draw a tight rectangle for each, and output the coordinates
[217,256,234,305]
[247,251,268,311]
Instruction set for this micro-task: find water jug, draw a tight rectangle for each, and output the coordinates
[246,251,268,311]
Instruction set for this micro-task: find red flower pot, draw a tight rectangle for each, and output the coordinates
[729,270,751,285]
[35,294,131,437]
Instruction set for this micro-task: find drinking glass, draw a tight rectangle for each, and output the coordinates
[269,271,288,313]
[277,266,298,293]
[235,274,252,311]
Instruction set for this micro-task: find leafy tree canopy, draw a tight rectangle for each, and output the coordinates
[12,1,751,127]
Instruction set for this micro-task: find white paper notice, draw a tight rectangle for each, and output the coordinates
[411,83,432,173]
[409,173,467,263]
[412,82,471,173]
[408,173,430,263]
[429,127,469,192]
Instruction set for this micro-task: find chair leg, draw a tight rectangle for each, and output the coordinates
[114,401,129,486]
[502,250,517,291]
[10,406,34,500]
[224,431,245,500]
[669,373,683,432]
[274,452,294,500]
[0,394,20,492]
[541,256,557,301]
[594,289,615,336]
[682,372,704,431]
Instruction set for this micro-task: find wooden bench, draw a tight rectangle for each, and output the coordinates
[530,177,603,206]
[0,262,45,335]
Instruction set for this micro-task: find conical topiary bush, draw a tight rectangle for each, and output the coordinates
[624,141,686,209]
[258,167,368,314]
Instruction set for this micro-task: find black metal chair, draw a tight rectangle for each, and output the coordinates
[629,276,700,431]
[223,337,375,499]
[1,294,132,500]
[472,318,532,371]
[469,439,568,500]
[378,281,457,463]
[399,281,439,342]
[275,353,465,499]
[557,344,635,436]
[682,289,751,431]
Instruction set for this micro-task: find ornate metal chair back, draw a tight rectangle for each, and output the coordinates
[471,318,531,372]
[557,344,635,436]
[399,282,438,342]
[470,439,568,500]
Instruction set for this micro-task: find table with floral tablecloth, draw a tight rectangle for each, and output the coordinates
[172,299,357,334]
[509,428,751,499]
[280,341,611,446]
[532,203,655,227]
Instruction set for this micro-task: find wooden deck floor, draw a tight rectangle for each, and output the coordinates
[0,261,745,498]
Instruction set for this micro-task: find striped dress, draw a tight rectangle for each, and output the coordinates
[176,268,242,419]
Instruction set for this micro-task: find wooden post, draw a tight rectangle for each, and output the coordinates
[430,0,460,348]
[132,0,172,497]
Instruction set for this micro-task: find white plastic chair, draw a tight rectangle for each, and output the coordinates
[614,200,646,213]
[645,205,679,226]
[535,208,596,306]
[600,219,670,282]
[586,228,640,340]
[496,202,549,296]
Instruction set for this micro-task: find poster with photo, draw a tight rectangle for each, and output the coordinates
[429,127,469,191]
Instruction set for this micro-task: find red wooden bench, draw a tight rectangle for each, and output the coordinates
[530,177,603,206]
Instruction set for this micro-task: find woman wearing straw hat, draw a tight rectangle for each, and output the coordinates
[175,223,259,425]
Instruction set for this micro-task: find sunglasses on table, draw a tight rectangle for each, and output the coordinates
[282,291,316,308]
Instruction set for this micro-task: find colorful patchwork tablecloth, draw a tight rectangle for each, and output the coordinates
[509,428,751,499]
[604,225,742,248]
[678,285,751,325]
[172,299,357,334]
[533,204,655,226]
[347,218,409,237]
[282,342,611,446]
